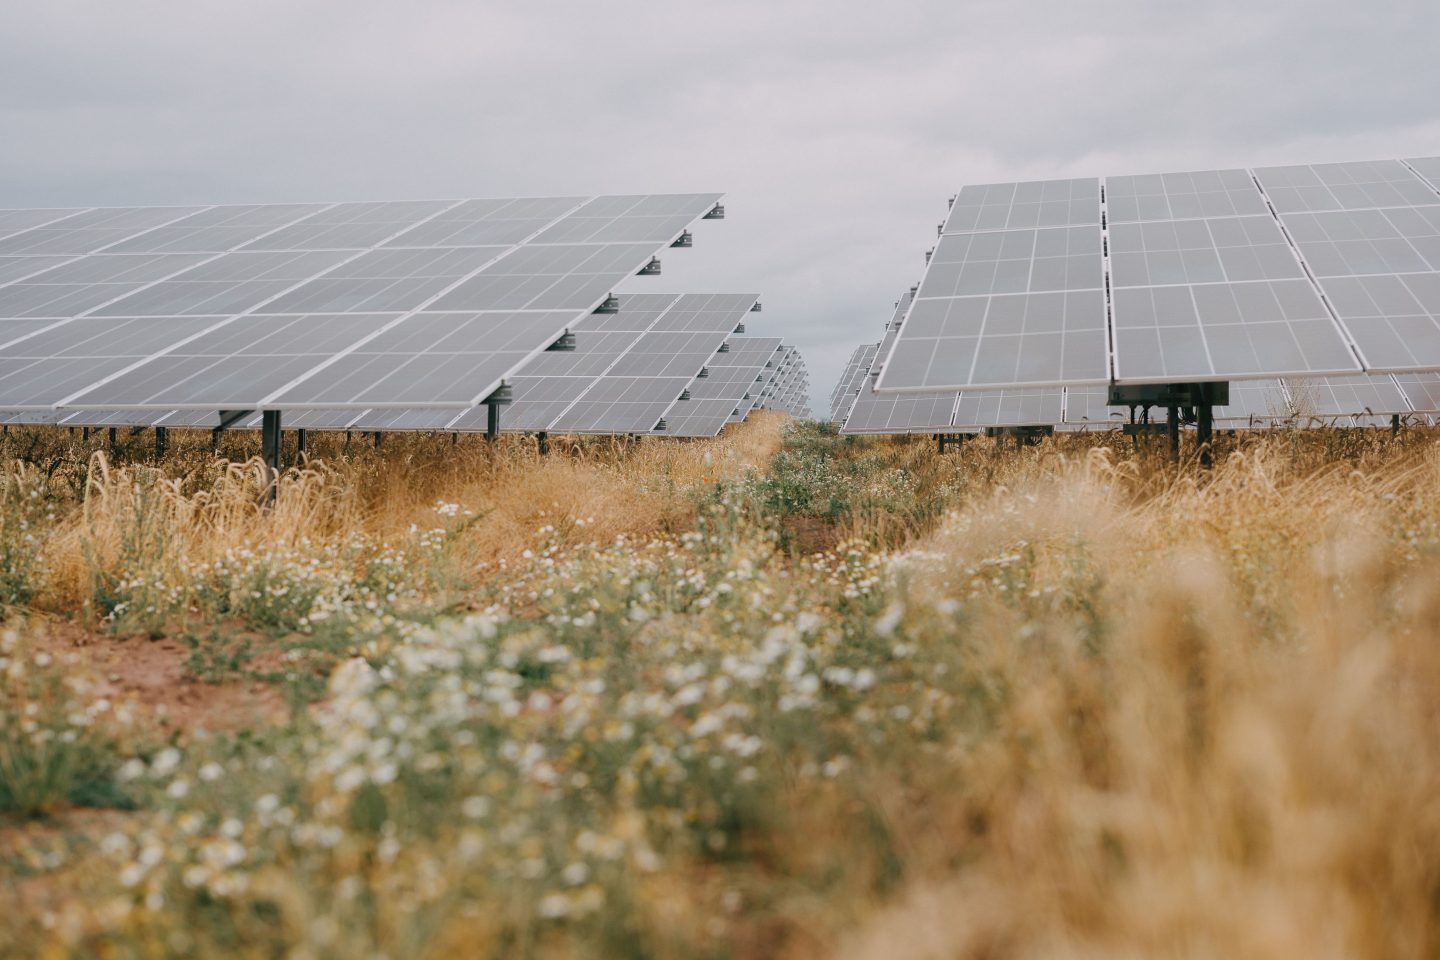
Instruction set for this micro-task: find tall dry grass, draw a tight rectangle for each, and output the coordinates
[4,420,1440,960]
[10,414,786,623]
[834,439,1440,960]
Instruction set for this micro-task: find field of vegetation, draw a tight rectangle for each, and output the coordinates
[2,415,1439,958]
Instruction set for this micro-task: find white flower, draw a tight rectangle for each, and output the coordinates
[198,762,223,782]
[538,893,570,918]
[116,758,147,782]
[151,748,181,777]
[875,603,905,637]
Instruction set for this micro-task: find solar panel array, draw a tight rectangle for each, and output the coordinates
[875,158,1440,399]
[753,345,811,418]
[0,194,723,424]
[663,336,784,436]
[829,342,879,422]
[840,292,1436,434]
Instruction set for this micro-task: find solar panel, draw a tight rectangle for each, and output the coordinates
[1251,161,1438,214]
[429,292,686,432]
[660,397,743,437]
[411,292,754,435]
[547,376,692,433]
[0,206,210,256]
[1393,371,1440,412]
[0,194,721,416]
[830,343,879,422]
[1256,161,1440,374]
[879,159,1440,399]
[1061,384,1120,426]
[844,290,961,433]
[1109,168,1360,383]
[1283,375,1412,417]
[843,391,955,433]
[876,178,1108,393]
[943,178,1099,232]
[952,388,1063,428]
[1212,379,1291,423]
[726,339,785,421]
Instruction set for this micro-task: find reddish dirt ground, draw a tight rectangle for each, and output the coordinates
[35,619,289,737]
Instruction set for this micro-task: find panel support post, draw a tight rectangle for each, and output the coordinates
[537,431,550,456]
[296,429,307,458]
[374,431,382,450]
[1166,405,1180,461]
[155,426,168,460]
[486,402,500,441]
[1392,413,1401,436]
[936,433,967,454]
[261,410,282,503]
[1196,402,1213,468]
[82,427,90,443]
[452,432,458,446]
[108,427,117,451]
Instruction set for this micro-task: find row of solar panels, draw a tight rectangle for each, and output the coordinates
[752,345,811,419]
[0,292,809,438]
[870,158,1440,397]
[0,194,721,417]
[834,288,1440,432]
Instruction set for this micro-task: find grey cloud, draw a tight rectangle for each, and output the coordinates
[1,0,1436,409]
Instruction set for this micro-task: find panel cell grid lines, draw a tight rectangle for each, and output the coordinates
[878,178,1108,392]
[449,292,754,435]
[1215,379,1291,423]
[1256,160,1440,374]
[1108,168,1360,383]
[880,158,1440,397]
[720,338,783,420]
[845,289,961,433]
[0,193,722,412]
[439,292,681,432]
[1393,372,1440,412]
[943,178,1099,233]
[952,388,1063,428]
[1283,375,1411,417]
[661,398,745,437]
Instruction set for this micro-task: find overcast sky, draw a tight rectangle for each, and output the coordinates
[3,0,1437,412]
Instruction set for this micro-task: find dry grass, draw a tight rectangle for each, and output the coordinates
[7,413,786,623]
[834,438,1440,960]
[2,420,1440,959]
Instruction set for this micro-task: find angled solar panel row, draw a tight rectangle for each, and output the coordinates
[830,342,879,422]
[875,158,1440,396]
[0,194,723,419]
[32,291,776,439]
[841,287,1438,434]
[663,335,783,436]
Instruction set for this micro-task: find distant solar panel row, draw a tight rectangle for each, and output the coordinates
[876,158,1440,395]
[830,342,879,422]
